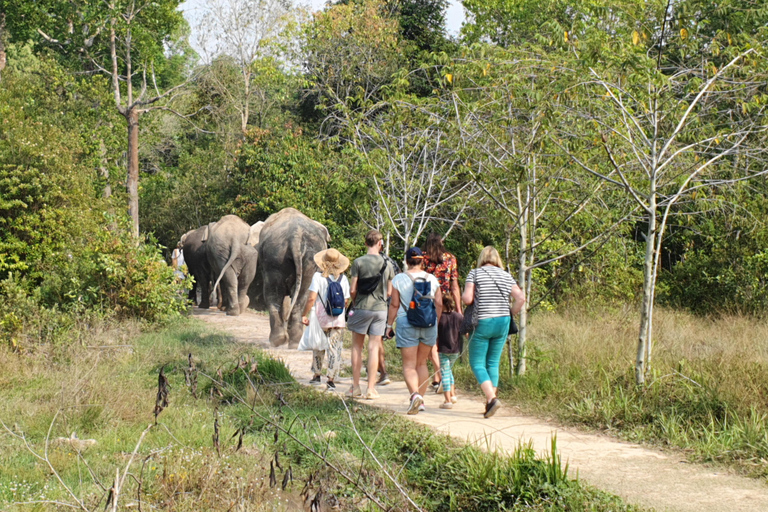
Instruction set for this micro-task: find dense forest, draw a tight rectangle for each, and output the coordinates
[2,0,768,382]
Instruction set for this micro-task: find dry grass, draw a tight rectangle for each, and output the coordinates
[457,307,768,479]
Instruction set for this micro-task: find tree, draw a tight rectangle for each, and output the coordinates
[352,107,478,256]
[5,0,192,237]
[442,46,635,374]
[561,48,768,385]
[197,0,294,135]
[302,0,405,133]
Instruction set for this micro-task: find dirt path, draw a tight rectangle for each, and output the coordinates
[195,308,768,512]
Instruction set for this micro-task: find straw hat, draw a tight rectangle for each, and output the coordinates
[313,248,350,277]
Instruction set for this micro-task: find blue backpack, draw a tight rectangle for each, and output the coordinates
[402,274,437,328]
[323,277,346,317]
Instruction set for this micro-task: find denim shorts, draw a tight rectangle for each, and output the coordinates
[395,318,437,349]
[347,309,387,336]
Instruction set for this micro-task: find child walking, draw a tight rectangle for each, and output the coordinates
[437,295,463,409]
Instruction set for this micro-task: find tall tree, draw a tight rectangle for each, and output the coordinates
[197,0,294,135]
[3,0,192,237]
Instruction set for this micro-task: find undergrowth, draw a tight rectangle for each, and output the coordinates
[0,318,640,511]
[450,307,768,480]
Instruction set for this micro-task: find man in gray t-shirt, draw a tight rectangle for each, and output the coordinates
[346,230,395,399]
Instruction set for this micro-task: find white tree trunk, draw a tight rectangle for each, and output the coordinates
[515,210,528,376]
[636,199,656,385]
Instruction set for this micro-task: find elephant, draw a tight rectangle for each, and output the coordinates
[181,223,216,308]
[206,215,260,316]
[256,208,330,347]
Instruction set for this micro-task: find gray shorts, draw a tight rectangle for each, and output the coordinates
[347,309,387,336]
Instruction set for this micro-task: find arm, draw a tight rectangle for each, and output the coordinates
[349,276,358,304]
[510,284,525,316]
[451,279,462,313]
[435,287,443,319]
[385,288,401,339]
[301,290,318,325]
[462,282,475,306]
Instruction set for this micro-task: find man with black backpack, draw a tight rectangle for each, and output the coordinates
[346,230,395,400]
[301,249,351,391]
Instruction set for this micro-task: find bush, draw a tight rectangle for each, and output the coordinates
[0,47,189,347]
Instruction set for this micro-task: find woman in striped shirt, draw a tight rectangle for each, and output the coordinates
[462,246,525,418]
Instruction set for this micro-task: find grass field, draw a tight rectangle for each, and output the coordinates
[423,307,768,480]
[0,318,640,511]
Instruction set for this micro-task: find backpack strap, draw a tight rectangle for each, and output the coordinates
[399,273,435,314]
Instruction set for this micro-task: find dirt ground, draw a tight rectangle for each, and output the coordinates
[195,308,768,512]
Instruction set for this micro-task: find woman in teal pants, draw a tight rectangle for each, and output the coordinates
[462,246,525,418]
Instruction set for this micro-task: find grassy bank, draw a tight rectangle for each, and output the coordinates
[442,307,768,480]
[0,318,640,511]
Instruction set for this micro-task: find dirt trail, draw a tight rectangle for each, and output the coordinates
[195,308,768,512]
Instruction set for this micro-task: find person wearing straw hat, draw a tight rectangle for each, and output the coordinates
[301,248,351,391]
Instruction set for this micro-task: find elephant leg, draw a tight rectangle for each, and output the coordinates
[199,274,211,309]
[287,307,304,350]
[222,269,241,316]
[264,274,289,347]
[188,278,197,303]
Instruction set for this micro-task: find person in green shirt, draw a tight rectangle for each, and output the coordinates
[347,230,395,399]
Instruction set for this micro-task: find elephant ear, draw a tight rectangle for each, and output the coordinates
[247,221,265,247]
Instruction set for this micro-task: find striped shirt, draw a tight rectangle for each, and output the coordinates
[466,266,517,320]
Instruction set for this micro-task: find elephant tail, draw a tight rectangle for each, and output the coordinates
[213,242,241,298]
[281,237,304,323]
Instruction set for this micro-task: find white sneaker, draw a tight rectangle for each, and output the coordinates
[407,393,423,415]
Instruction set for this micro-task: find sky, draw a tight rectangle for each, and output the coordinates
[180,0,467,57]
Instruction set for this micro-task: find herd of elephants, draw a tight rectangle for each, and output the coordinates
[180,207,331,348]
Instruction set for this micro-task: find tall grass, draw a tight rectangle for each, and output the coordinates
[452,307,768,478]
[0,318,640,511]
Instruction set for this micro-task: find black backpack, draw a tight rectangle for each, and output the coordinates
[356,257,388,296]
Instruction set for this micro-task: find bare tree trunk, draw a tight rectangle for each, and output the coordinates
[516,208,528,376]
[636,198,656,385]
[126,108,140,238]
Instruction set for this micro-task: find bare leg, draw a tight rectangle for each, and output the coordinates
[400,346,419,394]
[378,346,387,375]
[480,381,495,402]
[367,335,381,392]
[430,344,441,384]
[416,343,433,397]
[351,332,366,388]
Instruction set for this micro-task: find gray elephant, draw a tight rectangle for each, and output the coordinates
[206,215,261,316]
[181,223,216,308]
[256,208,330,347]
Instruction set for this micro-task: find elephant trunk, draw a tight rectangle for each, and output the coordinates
[213,241,241,297]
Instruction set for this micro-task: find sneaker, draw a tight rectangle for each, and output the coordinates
[439,402,453,409]
[377,373,391,386]
[431,381,440,393]
[406,393,423,415]
[484,398,501,418]
[450,396,458,404]
[309,375,321,385]
[346,385,362,398]
[418,404,426,412]
[365,388,380,400]
[326,380,337,391]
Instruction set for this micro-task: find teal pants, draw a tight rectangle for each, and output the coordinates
[468,316,510,388]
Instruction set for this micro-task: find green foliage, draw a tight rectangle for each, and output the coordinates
[0,48,188,346]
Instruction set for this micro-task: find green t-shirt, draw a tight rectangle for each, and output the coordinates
[350,254,394,311]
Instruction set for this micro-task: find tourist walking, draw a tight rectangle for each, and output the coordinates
[423,232,462,392]
[462,246,525,418]
[301,249,351,391]
[386,247,443,415]
[347,230,395,399]
[437,295,462,408]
